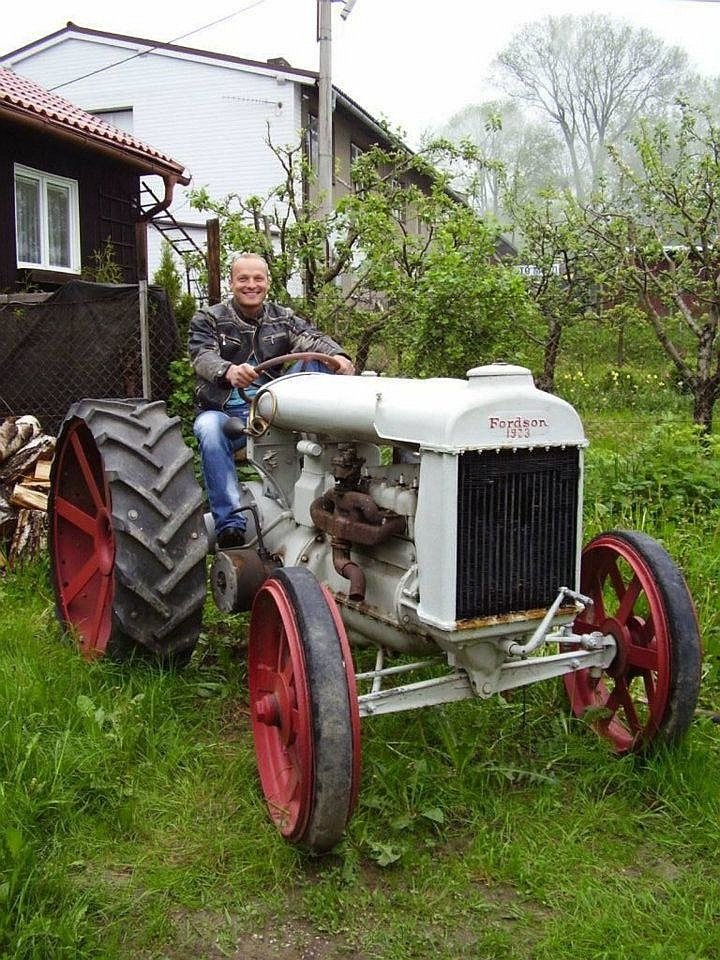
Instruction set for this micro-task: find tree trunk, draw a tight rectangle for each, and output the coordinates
[692,323,717,433]
[692,380,716,434]
[353,318,387,375]
[536,315,562,393]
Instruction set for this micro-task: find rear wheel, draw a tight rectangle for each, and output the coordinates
[49,399,207,664]
[249,567,360,852]
[566,530,701,753]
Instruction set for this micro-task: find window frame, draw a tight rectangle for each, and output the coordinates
[14,163,81,273]
[306,114,319,170]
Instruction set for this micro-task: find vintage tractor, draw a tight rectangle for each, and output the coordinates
[47,361,702,852]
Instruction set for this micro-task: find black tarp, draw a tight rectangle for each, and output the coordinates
[0,280,180,434]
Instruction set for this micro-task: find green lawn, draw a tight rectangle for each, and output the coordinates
[1,407,719,960]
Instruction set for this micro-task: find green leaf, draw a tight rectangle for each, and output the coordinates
[369,841,402,867]
[420,807,445,824]
[4,827,23,860]
[76,694,95,716]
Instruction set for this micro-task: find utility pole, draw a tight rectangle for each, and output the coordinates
[317,0,333,219]
[317,0,357,220]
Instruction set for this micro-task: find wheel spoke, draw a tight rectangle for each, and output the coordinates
[643,670,657,705]
[255,665,277,694]
[617,575,642,625]
[625,640,659,672]
[277,634,288,674]
[88,572,112,650]
[607,558,627,607]
[280,655,295,686]
[636,612,655,646]
[70,432,105,511]
[268,753,299,807]
[55,495,97,535]
[588,569,608,623]
[610,678,642,734]
[62,553,100,604]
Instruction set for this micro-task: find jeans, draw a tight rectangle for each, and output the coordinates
[194,360,329,536]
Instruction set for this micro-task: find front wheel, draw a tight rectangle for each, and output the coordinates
[249,567,361,852]
[566,530,701,753]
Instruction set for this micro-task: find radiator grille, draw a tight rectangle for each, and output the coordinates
[456,447,580,620]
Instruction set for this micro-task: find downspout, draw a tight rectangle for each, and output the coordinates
[139,174,179,220]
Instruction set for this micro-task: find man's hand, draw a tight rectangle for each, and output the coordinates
[225,363,258,388]
[333,355,355,376]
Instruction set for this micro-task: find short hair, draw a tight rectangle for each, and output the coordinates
[229,251,269,277]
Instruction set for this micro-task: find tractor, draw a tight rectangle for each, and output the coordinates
[47,361,702,852]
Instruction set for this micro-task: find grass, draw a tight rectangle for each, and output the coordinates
[1,404,720,960]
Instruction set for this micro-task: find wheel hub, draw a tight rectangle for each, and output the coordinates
[255,675,295,746]
[600,616,631,678]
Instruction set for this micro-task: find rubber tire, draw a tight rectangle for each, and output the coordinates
[249,566,360,852]
[566,529,702,753]
[49,398,207,665]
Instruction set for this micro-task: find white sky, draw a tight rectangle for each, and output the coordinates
[4,0,720,145]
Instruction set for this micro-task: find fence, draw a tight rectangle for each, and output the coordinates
[0,280,181,435]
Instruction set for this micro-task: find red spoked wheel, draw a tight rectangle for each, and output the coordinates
[565,530,701,753]
[50,418,115,657]
[249,567,360,852]
[49,399,207,664]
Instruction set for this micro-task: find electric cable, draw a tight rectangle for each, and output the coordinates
[47,0,267,92]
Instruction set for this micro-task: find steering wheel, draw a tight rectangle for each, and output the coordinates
[237,351,343,403]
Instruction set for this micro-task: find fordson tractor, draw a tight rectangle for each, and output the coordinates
[48,361,702,852]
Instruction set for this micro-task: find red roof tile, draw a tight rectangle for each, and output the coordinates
[0,65,189,182]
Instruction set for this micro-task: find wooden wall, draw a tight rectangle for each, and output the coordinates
[0,117,140,292]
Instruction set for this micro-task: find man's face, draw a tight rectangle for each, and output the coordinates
[230,257,269,314]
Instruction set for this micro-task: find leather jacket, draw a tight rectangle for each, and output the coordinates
[188,298,349,411]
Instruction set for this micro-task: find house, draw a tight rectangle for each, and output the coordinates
[0,64,189,291]
[0,23,434,283]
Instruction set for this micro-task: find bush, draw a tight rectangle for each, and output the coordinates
[584,418,720,522]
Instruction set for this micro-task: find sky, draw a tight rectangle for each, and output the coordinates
[4,0,720,146]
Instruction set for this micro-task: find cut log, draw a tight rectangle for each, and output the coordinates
[0,416,41,465]
[19,478,51,492]
[11,483,48,511]
[0,489,14,526]
[9,508,47,565]
[34,459,53,481]
[0,435,55,483]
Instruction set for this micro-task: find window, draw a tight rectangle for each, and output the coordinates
[306,114,319,169]
[350,142,363,192]
[14,164,80,272]
[89,107,134,134]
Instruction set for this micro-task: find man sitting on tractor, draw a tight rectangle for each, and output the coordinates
[188,252,355,549]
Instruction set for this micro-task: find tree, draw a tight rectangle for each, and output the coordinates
[189,133,534,378]
[505,188,593,393]
[152,242,197,342]
[430,99,566,218]
[584,101,720,431]
[495,14,689,199]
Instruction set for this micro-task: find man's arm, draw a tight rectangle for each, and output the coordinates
[188,307,234,383]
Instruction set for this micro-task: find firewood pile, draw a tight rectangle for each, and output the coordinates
[0,415,56,570]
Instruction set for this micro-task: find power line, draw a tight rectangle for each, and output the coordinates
[47,1,267,93]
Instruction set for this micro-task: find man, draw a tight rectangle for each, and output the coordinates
[189,252,354,548]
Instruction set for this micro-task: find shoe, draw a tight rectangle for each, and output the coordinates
[217,527,246,549]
